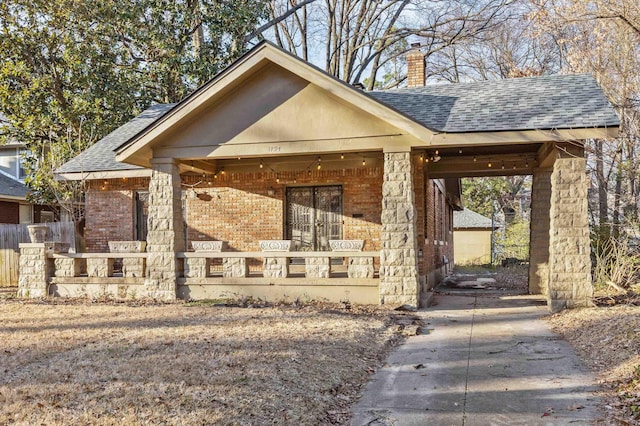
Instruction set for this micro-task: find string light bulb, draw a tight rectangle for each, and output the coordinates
[259,160,263,169]
[340,153,344,160]
[276,174,280,183]
[473,156,477,162]
[220,168,225,175]
[501,161,505,170]
[362,157,366,166]
[488,160,492,168]
[317,157,322,170]
[459,148,463,154]
[513,163,517,170]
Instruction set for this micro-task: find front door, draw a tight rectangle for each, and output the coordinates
[286,186,342,251]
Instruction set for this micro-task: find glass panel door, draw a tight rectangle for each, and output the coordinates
[286,186,342,251]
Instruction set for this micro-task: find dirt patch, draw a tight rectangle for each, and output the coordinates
[0,299,406,425]
[440,265,529,294]
[547,299,640,425]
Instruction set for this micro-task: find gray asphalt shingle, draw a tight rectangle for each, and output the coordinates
[56,104,175,174]
[0,173,28,198]
[453,208,494,229]
[57,73,619,175]
[370,74,619,132]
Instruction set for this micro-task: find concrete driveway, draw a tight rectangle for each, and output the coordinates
[351,293,599,425]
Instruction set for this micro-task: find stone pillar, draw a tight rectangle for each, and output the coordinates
[263,257,289,278]
[54,258,82,277]
[184,257,210,278]
[86,258,114,277]
[348,257,374,278]
[380,150,420,307]
[144,158,185,299]
[548,156,593,311]
[528,169,552,295]
[305,257,331,278]
[223,258,248,278]
[17,243,54,298]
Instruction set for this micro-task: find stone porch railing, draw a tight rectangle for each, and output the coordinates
[18,242,380,303]
[177,250,378,279]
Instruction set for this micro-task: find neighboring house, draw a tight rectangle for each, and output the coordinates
[453,208,495,265]
[47,41,619,310]
[0,142,30,224]
[0,142,58,224]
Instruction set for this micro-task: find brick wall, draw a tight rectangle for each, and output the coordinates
[0,200,19,224]
[85,178,149,252]
[182,167,383,252]
[84,169,383,253]
[83,166,454,280]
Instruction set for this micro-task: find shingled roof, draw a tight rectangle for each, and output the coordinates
[453,208,494,229]
[57,104,175,174]
[57,69,618,175]
[369,74,619,133]
[0,173,28,199]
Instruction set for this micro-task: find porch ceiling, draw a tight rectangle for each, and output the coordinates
[176,152,385,177]
[424,142,544,178]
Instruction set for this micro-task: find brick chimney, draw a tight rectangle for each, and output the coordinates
[406,43,425,88]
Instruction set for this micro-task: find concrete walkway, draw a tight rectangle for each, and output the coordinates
[351,294,600,425]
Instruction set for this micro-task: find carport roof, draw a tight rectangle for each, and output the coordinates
[370,74,620,133]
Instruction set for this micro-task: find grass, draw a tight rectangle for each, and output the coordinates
[0,299,401,425]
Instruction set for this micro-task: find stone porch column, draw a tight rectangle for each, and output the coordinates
[528,168,551,295]
[380,150,420,307]
[17,243,54,298]
[144,158,185,299]
[547,155,593,311]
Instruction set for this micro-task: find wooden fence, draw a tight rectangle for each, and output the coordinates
[0,222,75,287]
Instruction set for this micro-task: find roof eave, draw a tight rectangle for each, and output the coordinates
[114,42,437,167]
[56,168,152,181]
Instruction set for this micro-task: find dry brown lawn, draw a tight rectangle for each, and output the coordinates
[547,297,640,425]
[0,299,404,425]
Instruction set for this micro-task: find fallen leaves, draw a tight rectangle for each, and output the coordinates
[547,303,640,424]
[0,299,403,425]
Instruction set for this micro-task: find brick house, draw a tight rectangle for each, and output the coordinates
[38,41,618,310]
